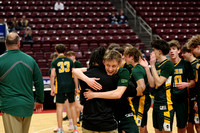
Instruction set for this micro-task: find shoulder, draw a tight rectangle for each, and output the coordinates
[165,60,174,67]
[117,67,129,76]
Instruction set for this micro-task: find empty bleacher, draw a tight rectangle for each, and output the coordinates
[128,0,200,45]
[1,0,142,75]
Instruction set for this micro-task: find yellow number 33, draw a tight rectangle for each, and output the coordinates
[57,61,70,73]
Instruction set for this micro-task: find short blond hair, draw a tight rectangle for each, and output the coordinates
[103,50,121,63]
[168,40,181,49]
[66,51,75,56]
[186,35,200,49]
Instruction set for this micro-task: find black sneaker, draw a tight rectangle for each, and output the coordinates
[63,115,68,121]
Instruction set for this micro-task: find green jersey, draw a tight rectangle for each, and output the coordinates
[189,59,200,98]
[131,64,149,95]
[172,59,194,98]
[51,55,75,93]
[154,59,174,111]
[116,67,129,87]
[74,61,83,68]
[123,62,133,74]
[195,60,200,96]
[0,49,44,117]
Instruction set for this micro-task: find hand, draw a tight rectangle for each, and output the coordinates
[34,102,43,112]
[75,88,79,95]
[85,77,102,90]
[194,103,198,112]
[150,52,156,65]
[84,89,95,100]
[139,57,149,68]
[176,82,188,89]
[51,88,55,96]
[136,88,144,96]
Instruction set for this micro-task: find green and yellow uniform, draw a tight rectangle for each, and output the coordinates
[115,67,139,133]
[51,55,75,103]
[131,64,151,127]
[0,49,44,117]
[172,59,194,128]
[74,60,83,68]
[74,60,83,100]
[188,59,199,123]
[195,60,200,122]
[153,59,174,131]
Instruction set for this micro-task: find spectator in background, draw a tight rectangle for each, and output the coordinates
[109,12,118,24]
[11,17,19,31]
[117,10,128,24]
[0,32,44,133]
[22,27,34,47]
[54,0,64,11]
[20,15,29,29]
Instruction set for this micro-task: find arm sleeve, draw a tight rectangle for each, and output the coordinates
[132,66,145,81]
[160,62,174,78]
[33,61,44,104]
[117,68,129,87]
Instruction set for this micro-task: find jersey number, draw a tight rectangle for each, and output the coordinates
[57,61,70,73]
[174,75,182,87]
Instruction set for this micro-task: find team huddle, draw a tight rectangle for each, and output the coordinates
[51,35,200,133]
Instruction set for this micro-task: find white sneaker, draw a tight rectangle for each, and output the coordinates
[68,123,74,131]
[53,127,58,132]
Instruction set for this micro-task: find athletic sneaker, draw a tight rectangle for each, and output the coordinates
[77,121,80,127]
[57,128,63,133]
[63,115,68,121]
[68,123,74,131]
[73,130,79,133]
[53,127,58,132]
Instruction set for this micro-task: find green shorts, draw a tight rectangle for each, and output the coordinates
[118,116,139,133]
[153,109,174,132]
[132,95,151,127]
[55,91,75,103]
[173,99,188,128]
[188,98,196,123]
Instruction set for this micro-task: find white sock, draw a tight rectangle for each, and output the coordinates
[77,118,79,122]
[69,119,73,124]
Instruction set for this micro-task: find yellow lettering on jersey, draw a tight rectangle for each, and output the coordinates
[58,61,70,73]
[174,69,183,74]
[173,75,182,87]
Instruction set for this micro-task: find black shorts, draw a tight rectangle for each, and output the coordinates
[153,107,174,132]
[55,91,75,103]
[188,98,196,123]
[133,95,151,127]
[173,99,188,128]
[118,116,139,133]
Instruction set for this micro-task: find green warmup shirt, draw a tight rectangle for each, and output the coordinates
[154,59,174,111]
[172,59,195,98]
[189,59,200,98]
[74,60,83,68]
[131,64,149,95]
[51,55,75,93]
[0,49,44,117]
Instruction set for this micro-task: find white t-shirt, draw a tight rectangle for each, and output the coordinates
[54,2,64,11]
